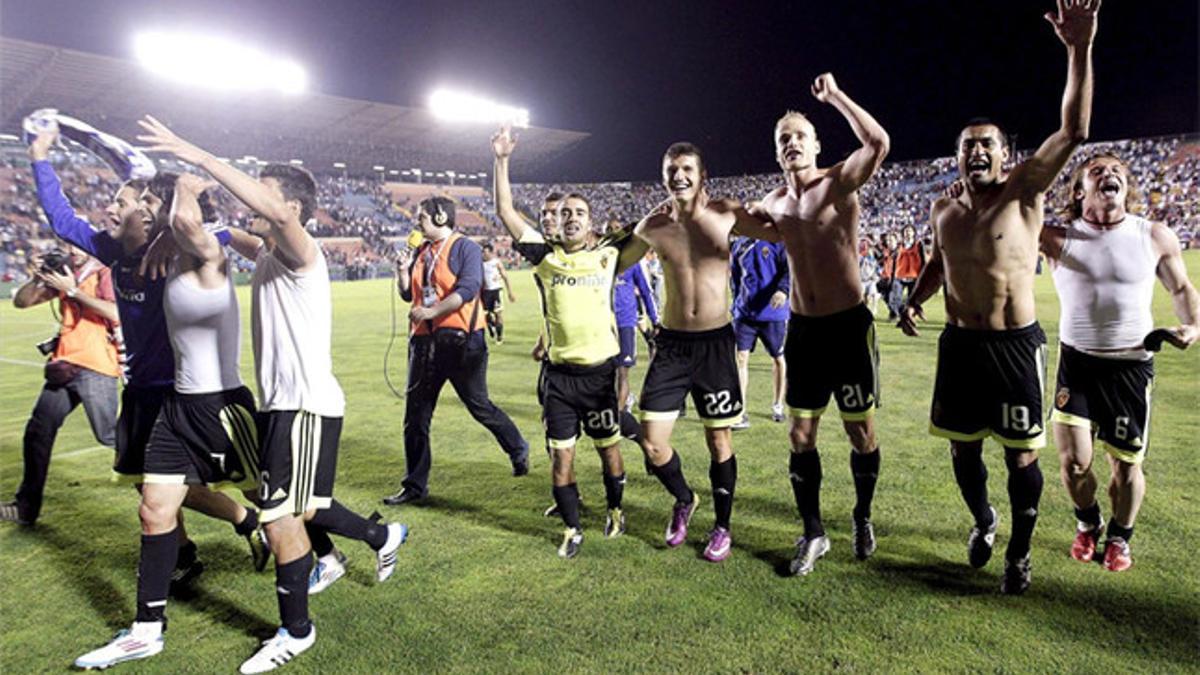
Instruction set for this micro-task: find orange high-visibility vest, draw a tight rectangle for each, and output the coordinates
[54,267,119,376]
[409,232,484,336]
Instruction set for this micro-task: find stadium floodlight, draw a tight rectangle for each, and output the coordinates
[134,30,307,94]
[388,169,399,175]
[333,162,346,168]
[412,169,422,175]
[373,165,386,171]
[428,88,530,128]
[0,133,18,141]
[289,159,303,165]
[446,170,456,178]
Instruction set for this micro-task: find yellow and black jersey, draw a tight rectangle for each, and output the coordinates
[516,228,632,366]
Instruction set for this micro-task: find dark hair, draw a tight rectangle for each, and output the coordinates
[119,178,148,196]
[664,142,705,173]
[420,196,456,229]
[260,164,317,224]
[544,192,564,203]
[145,171,218,228]
[561,192,592,212]
[482,242,494,252]
[957,117,1012,151]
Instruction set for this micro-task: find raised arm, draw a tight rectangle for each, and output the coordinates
[729,199,781,242]
[28,131,121,263]
[491,126,533,241]
[813,73,891,192]
[168,174,224,265]
[1013,0,1099,196]
[137,115,316,270]
[1151,223,1199,349]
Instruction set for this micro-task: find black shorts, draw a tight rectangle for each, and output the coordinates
[639,324,743,428]
[930,323,1047,449]
[539,360,623,450]
[785,304,879,421]
[258,410,342,523]
[112,384,172,483]
[481,288,503,312]
[142,386,260,490]
[617,326,637,367]
[1051,344,1154,464]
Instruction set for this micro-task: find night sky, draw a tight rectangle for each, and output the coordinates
[3,0,1197,182]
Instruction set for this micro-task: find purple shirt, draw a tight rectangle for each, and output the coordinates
[33,160,175,388]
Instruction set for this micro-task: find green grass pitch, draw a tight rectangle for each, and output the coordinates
[1,253,1197,673]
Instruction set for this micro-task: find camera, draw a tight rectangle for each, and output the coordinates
[40,249,71,276]
[36,335,60,356]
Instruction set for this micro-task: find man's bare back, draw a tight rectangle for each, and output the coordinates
[636,199,737,331]
[761,170,866,317]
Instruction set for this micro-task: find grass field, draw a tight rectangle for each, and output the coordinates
[1,253,1198,674]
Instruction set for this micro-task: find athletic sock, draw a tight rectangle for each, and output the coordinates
[306,523,335,558]
[602,472,626,510]
[850,448,880,522]
[495,324,504,341]
[308,500,388,550]
[275,555,313,639]
[789,451,824,538]
[1075,502,1103,529]
[136,528,180,623]
[552,483,582,529]
[1005,457,1044,560]
[650,451,693,504]
[709,456,737,530]
[619,410,642,443]
[233,509,259,537]
[952,449,992,528]
[1107,520,1134,543]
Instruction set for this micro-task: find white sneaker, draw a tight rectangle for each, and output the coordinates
[772,403,785,423]
[308,550,347,595]
[376,523,408,582]
[75,621,164,670]
[239,626,316,674]
[731,414,751,430]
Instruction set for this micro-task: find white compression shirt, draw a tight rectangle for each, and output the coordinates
[1052,215,1157,360]
[163,258,244,393]
[252,242,346,416]
[483,258,504,291]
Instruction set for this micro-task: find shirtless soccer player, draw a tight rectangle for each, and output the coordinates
[900,0,1101,595]
[493,128,633,557]
[624,143,775,562]
[751,73,890,576]
[1044,153,1198,572]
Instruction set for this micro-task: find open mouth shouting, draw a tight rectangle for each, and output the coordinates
[967,156,991,176]
[1098,175,1122,197]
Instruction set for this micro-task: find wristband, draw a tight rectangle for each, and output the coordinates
[66,288,78,299]
[204,222,232,247]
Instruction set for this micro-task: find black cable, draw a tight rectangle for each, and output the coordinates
[383,271,406,399]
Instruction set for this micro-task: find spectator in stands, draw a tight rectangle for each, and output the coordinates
[2,243,120,525]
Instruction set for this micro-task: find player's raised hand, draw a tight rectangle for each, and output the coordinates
[136,115,209,165]
[491,125,518,159]
[811,73,840,103]
[28,128,59,161]
[140,229,177,280]
[944,179,966,201]
[175,172,217,195]
[1045,0,1100,49]
[897,302,924,337]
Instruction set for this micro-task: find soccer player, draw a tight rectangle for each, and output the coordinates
[1044,152,1198,571]
[729,235,789,429]
[481,243,516,344]
[748,72,890,576]
[621,142,777,562]
[75,172,265,670]
[899,0,1100,594]
[22,128,263,588]
[133,117,408,672]
[493,127,634,558]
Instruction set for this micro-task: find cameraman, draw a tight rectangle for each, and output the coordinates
[383,197,529,506]
[2,244,120,524]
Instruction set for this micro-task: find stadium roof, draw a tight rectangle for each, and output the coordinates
[0,37,589,178]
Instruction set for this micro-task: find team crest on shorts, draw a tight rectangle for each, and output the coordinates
[1055,387,1070,409]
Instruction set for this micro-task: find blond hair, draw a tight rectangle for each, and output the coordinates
[1057,153,1143,220]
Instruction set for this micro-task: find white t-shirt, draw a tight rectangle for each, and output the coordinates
[482,258,504,291]
[252,243,345,416]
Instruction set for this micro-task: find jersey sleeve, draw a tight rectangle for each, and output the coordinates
[515,228,552,265]
[32,161,122,264]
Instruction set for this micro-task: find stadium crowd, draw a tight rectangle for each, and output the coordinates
[2,134,1196,285]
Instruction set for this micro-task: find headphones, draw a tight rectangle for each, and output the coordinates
[430,200,448,226]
